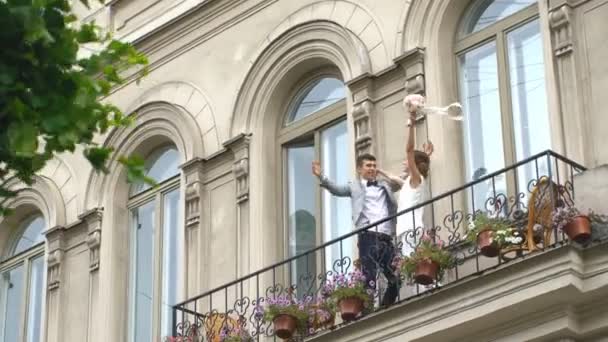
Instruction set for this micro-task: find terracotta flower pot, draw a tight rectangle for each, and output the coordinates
[338,297,364,322]
[477,229,500,257]
[564,215,592,243]
[414,260,439,285]
[273,314,297,340]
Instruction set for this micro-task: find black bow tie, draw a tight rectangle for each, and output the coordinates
[367,180,378,187]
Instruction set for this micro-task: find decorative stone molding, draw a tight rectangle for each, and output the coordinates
[231,20,373,136]
[395,47,426,95]
[86,231,101,271]
[80,208,104,272]
[253,1,386,75]
[395,47,427,123]
[44,224,66,291]
[181,158,204,229]
[124,81,222,157]
[86,101,205,209]
[549,5,573,57]
[46,249,63,291]
[225,133,252,203]
[352,100,374,155]
[185,181,201,227]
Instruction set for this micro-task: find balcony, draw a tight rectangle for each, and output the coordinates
[170,151,608,341]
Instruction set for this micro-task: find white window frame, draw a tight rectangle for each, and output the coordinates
[127,165,182,341]
[0,217,46,342]
[455,1,547,195]
[278,71,351,283]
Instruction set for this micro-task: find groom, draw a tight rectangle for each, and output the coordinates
[312,153,402,306]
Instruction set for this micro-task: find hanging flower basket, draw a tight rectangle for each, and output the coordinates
[273,314,298,340]
[338,297,364,322]
[414,260,439,285]
[563,215,591,243]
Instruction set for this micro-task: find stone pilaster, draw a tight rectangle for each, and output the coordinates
[548,3,587,165]
[44,225,66,342]
[225,134,252,276]
[180,157,205,296]
[348,74,376,156]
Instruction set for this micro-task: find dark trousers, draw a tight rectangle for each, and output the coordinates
[358,231,400,306]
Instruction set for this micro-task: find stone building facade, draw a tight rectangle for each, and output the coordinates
[2,0,608,341]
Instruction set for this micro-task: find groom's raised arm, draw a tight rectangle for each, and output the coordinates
[312,161,351,197]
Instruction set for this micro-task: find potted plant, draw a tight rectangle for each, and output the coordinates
[552,206,592,243]
[397,234,453,285]
[307,297,336,334]
[219,324,253,342]
[322,269,372,322]
[258,295,310,340]
[467,212,520,257]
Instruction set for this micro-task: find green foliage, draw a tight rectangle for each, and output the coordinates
[262,299,309,333]
[465,212,514,245]
[398,236,453,282]
[0,0,151,215]
[331,286,370,307]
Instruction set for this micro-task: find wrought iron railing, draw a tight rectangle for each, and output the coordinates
[170,150,586,341]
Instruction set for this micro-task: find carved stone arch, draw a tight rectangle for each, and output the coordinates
[0,175,66,256]
[85,101,200,208]
[231,20,372,136]
[264,1,388,72]
[126,81,222,157]
[38,155,80,223]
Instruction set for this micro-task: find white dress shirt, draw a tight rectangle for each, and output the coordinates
[355,179,392,235]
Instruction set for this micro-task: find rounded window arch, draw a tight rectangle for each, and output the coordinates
[1,212,46,342]
[460,0,537,35]
[456,0,551,210]
[11,215,45,256]
[129,145,180,196]
[285,77,346,125]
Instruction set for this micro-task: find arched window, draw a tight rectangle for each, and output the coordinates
[285,77,346,124]
[279,74,352,290]
[128,145,182,341]
[456,0,551,206]
[0,214,46,342]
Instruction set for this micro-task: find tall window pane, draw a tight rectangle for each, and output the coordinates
[321,120,352,271]
[287,143,316,289]
[460,41,507,208]
[26,256,44,342]
[161,189,180,337]
[2,265,24,342]
[133,201,155,342]
[508,19,551,192]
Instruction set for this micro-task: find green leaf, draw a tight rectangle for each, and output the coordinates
[76,23,99,43]
[118,155,157,186]
[8,122,38,157]
[85,147,112,173]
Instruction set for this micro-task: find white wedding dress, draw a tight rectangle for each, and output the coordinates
[396,176,430,257]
